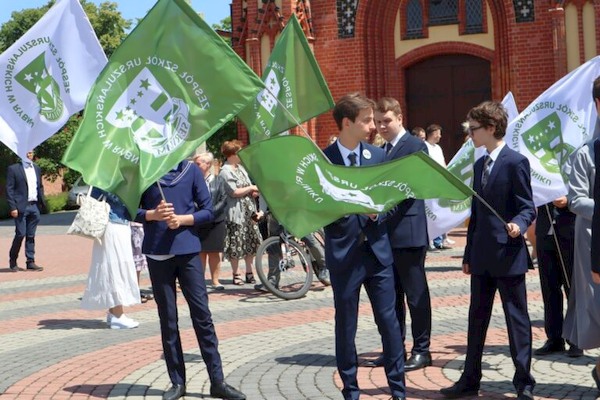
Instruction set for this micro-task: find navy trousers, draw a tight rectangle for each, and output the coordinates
[392,247,431,355]
[9,203,40,263]
[147,254,224,386]
[329,244,405,400]
[462,273,535,392]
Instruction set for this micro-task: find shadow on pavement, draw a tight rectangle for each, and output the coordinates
[275,353,336,366]
[37,319,108,330]
[426,266,463,272]
[62,383,163,398]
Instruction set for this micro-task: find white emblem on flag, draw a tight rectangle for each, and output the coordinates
[106,67,190,157]
[256,69,280,117]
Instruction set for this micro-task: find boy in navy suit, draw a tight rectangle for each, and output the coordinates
[440,101,536,400]
[323,93,405,400]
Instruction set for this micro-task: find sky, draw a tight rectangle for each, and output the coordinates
[0,0,231,29]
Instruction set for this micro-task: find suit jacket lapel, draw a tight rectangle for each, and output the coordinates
[360,143,375,166]
[388,134,408,159]
[483,146,507,193]
[327,143,345,166]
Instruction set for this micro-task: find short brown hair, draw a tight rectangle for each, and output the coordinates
[425,124,442,138]
[467,101,508,139]
[332,93,374,130]
[375,97,402,117]
[411,126,425,137]
[221,139,243,158]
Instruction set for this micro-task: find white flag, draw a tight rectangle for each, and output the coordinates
[506,56,600,206]
[425,92,518,240]
[0,0,107,159]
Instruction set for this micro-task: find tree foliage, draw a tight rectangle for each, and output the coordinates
[0,1,130,187]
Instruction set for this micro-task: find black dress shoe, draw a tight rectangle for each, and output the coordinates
[210,381,246,400]
[364,354,384,368]
[534,340,564,355]
[405,352,432,371]
[26,262,43,271]
[517,388,534,400]
[162,384,185,400]
[567,344,583,357]
[440,382,479,398]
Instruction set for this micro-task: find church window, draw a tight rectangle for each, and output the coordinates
[429,0,458,26]
[406,0,424,39]
[464,0,484,33]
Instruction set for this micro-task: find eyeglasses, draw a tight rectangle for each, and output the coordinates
[468,125,485,134]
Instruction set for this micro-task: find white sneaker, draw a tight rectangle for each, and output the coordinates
[110,314,139,329]
[444,238,456,245]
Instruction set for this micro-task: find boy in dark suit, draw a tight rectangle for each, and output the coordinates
[366,97,432,372]
[323,93,405,400]
[440,101,536,400]
[6,150,46,271]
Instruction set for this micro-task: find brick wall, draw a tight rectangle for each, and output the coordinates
[231,0,600,147]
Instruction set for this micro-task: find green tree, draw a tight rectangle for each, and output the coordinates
[0,1,130,187]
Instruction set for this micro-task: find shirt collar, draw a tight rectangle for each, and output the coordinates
[386,127,406,148]
[487,141,506,161]
[336,140,361,166]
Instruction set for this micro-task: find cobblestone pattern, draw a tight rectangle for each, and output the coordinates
[1,214,599,399]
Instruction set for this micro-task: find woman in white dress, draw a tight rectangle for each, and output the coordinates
[80,188,141,329]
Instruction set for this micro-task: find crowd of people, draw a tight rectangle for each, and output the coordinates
[5,82,600,399]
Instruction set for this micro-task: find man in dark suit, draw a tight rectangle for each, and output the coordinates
[366,97,432,372]
[440,101,536,400]
[534,200,581,357]
[323,93,405,400]
[6,150,46,272]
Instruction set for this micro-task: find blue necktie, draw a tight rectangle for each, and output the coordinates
[481,155,493,189]
[348,152,357,166]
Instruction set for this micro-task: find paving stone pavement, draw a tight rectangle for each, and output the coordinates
[1,213,599,399]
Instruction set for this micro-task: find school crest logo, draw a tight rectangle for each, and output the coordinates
[105,67,190,157]
[15,52,64,122]
[522,112,574,181]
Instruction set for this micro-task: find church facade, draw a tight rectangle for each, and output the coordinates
[230,0,599,157]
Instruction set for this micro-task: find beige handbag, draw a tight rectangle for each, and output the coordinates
[67,186,110,242]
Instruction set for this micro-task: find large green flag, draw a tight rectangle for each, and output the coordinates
[239,135,475,238]
[238,14,334,142]
[62,0,264,217]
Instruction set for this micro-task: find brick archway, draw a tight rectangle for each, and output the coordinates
[359,0,511,104]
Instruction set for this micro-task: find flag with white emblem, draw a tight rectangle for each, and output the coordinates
[62,0,265,218]
[506,55,600,206]
[0,0,106,159]
[238,14,334,142]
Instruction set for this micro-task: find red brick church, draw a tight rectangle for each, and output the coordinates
[230,0,599,158]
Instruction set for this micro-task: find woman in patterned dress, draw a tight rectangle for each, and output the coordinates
[219,140,263,285]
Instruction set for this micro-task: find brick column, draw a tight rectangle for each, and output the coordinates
[549,3,567,81]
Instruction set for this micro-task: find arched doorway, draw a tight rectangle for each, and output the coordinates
[405,54,491,160]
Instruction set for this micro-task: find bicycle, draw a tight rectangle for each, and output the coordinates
[254,227,327,300]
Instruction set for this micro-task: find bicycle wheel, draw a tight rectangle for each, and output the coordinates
[255,236,314,300]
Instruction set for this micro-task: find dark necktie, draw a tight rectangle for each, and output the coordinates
[385,142,393,154]
[348,152,357,166]
[481,155,493,189]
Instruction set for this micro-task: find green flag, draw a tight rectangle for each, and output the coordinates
[239,135,475,238]
[238,14,334,142]
[62,0,264,217]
